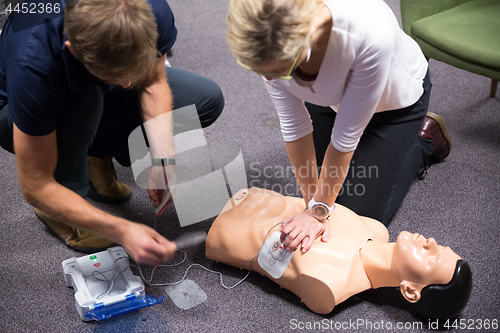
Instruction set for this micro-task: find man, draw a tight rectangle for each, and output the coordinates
[0,0,224,265]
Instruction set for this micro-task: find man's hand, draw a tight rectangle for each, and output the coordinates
[119,221,177,265]
[146,164,176,216]
[280,209,330,253]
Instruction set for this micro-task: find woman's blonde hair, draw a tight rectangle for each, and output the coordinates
[64,0,159,87]
[227,0,317,67]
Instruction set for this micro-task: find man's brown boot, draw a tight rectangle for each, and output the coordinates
[34,208,115,253]
[87,155,132,204]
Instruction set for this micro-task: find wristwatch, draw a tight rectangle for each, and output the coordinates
[307,197,335,220]
[152,158,176,166]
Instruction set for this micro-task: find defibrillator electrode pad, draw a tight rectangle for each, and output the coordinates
[257,231,294,279]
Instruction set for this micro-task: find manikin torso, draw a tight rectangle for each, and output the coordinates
[206,188,389,314]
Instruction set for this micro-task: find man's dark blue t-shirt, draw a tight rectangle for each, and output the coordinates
[0,0,177,137]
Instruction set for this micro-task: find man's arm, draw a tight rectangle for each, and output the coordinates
[139,54,176,215]
[13,125,176,265]
[140,54,174,156]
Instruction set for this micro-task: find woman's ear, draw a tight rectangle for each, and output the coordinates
[400,281,423,303]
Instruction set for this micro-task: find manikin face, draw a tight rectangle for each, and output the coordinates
[392,231,461,291]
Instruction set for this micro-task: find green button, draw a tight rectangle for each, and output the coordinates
[90,255,97,260]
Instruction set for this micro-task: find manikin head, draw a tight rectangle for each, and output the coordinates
[392,231,472,319]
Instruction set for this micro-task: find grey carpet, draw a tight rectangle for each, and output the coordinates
[1,0,498,332]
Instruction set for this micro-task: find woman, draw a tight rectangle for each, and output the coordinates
[206,188,472,318]
[227,0,451,253]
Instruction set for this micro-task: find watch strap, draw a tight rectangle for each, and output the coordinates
[152,158,176,166]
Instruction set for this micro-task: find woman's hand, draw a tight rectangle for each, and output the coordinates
[280,209,330,253]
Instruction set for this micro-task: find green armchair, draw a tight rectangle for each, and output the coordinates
[400,0,500,97]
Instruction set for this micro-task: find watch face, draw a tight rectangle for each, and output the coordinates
[312,204,328,219]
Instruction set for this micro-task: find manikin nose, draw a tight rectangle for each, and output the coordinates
[424,237,438,249]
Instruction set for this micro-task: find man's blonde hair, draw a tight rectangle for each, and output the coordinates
[227,0,317,67]
[64,0,159,87]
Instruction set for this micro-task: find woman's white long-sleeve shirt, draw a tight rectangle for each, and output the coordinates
[264,0,428,152]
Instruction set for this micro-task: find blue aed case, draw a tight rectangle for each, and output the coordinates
[62,246,164,321]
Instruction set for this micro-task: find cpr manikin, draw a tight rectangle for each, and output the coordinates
[206,188,472,319]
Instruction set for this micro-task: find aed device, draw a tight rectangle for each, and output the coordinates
[62,246,164,321]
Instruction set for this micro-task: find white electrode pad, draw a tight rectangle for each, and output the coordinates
[257,232,294,279]
[165,279,207,309]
